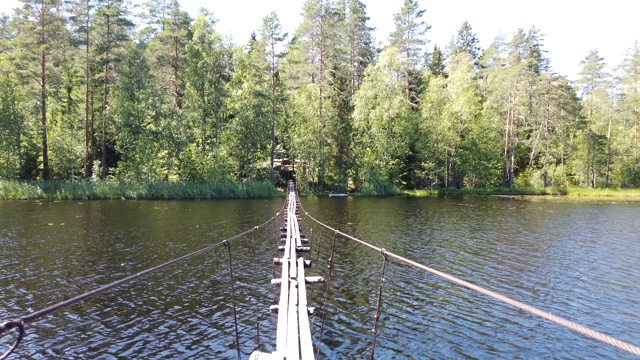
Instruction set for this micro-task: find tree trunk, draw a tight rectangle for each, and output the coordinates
[84,10,91,178]
[317,8,325,190]
[40,16,50,180]
[201,111,207,153]
[634,107,638,169]
[101,14,110,180]
[510,131,516,188]
[605,94,613,188]
[350,21,356,97]
[561,144,565,185]
[173,36,182,109]
[503,88,513,188]
[404,12,411,102]
[591,140,597,188]
[543,86,551,188]
[13,101,23,177]
[269,41,276,184]
[249,142,256,182]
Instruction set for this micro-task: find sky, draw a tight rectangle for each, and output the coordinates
[1,0,638,80]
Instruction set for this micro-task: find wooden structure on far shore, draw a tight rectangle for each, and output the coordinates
[250,182,323,360]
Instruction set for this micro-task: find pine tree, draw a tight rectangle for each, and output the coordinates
[149,1,191,110]
[94,0,134,179]
[284,0,338,190]
[480,32,527,188]
[260,11,287,184]
[345,0,374,96]
[13,0,67,180]
[576,49,609,187]
[619,41,640,185]
[145,1,192,179]
[389,0,430,104]
[68,0,98,178]
[528,74,580,187]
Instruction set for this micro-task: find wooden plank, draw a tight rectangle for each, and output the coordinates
[277,192,295,353]
[305,276,325,284]
[284,198,292,260]
[275,250,289,352]
[287,279,299,360]
[265,188,316,359]
[290,247,297,283]
[298,257,314,359]
[294,209,302,248]
[249,351,281,360]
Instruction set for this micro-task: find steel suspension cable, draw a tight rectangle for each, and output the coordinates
[224,241,241,360]
[250,227,263,351]
[0,203,285,360]
[314,231,338,359]
[299,204,640,358]
[370,249,388,360]
[309,226,324,300]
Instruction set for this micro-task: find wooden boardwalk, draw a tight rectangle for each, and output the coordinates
[250,183,322,360]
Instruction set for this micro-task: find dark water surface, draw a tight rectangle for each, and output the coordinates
[1,197,638,359]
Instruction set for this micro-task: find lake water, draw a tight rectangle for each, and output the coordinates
[1,196,638,359]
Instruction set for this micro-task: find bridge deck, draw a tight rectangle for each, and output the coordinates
[251,183,319,360]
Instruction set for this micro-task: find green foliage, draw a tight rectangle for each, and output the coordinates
[0,179,282,200]
[260,11,288,184]
[355,177,400,197]
[224,36,269,181]
[389,0,430,104]
[353,47,415,186]
[1,2,640,197]
[453,21,481,65]
[427,44,446,76]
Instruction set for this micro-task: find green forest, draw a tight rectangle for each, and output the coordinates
[1,0,639,195]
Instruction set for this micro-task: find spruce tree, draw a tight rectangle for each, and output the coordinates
[427,44,446,76]
[453,20,481,66]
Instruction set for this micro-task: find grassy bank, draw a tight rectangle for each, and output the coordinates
[404,187,640,199]
[0,180,284,200]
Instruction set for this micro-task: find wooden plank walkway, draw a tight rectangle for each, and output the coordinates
[250,182,321,360]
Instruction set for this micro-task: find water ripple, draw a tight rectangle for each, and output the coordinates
[1,198,638,358]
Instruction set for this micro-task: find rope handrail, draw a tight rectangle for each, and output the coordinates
[299,205,640,357]
[0,203,285,360]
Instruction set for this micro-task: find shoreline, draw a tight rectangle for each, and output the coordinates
[402,188,640,200]
[0,180,285,200]
[3,180,640,201]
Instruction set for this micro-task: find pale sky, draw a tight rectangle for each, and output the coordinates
[1,0,638,80]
